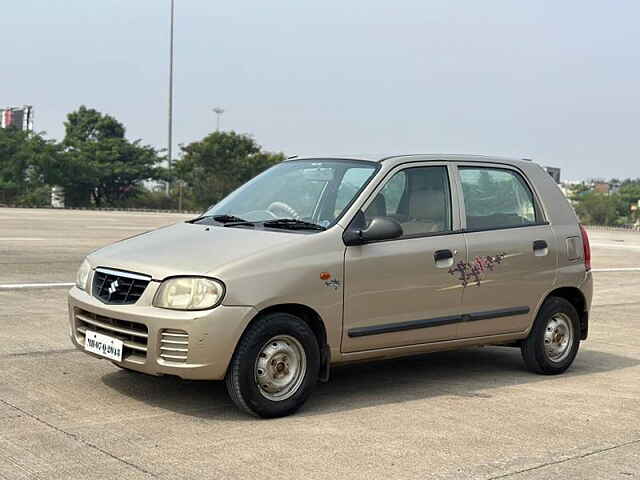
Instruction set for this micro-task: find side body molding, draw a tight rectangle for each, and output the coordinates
[348,307,530,338]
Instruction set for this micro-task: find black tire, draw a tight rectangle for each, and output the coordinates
[225,312,320,418]
[521,297,580,375]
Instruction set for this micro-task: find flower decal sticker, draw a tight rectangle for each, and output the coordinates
[448,253,507,287]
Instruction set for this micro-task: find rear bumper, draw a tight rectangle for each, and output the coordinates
[579,271,594,340]
[68,286,256,380]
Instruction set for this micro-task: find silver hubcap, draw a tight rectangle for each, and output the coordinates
[255,335,307,401]
[544,313,574,363]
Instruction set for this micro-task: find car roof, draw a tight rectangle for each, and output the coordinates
[286,154,535,168]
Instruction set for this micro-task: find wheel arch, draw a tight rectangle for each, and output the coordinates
[542,287,589,340]
[237,303,331,380]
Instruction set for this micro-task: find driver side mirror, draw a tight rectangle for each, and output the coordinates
[343,213,403,246]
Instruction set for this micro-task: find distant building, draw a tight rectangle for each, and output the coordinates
[51,186,65,208]
[558,180,584,201]
[593,182,610,194]
[1,106,34,131]
[558,184,571,198]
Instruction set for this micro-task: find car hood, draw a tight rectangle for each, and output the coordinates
[87,222,302,280]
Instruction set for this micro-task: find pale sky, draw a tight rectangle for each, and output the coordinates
[3,0,639,180]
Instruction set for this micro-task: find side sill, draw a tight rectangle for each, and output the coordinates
[347,306,530,338]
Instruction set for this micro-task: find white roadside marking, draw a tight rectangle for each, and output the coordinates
[592,268,640,272]
[86,226,150,230]
[85,225,159,231]
[0,237,47,241]
[0,282,74,290]
[3,266,640,293]
[591,242,640,251]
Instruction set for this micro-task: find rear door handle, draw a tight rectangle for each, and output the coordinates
[434,249,453,262]
[533,240,548,251]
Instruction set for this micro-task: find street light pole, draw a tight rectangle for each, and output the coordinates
[166,0,175,195]
[213,107,224,132]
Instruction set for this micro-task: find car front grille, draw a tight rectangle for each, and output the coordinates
[92,268,151,305]
[75,308,148,361]
[159,329,189,362]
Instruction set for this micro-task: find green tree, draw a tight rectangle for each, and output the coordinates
[58,106,164,207]
[175,131,284,209]
[0,126,30,204]
[618,181,640,207]
[574,191,620,225]
[0,126,60,206]
[612,180,640,222]
[567,183,592,200]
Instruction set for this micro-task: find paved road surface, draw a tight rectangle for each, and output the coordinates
[1,208,638,479]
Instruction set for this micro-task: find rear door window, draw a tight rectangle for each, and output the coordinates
[459,167,538,230]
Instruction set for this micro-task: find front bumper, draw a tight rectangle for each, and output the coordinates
[68,286,256,380]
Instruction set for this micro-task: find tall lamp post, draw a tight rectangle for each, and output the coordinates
[213,107,225,131]
[166,0,175,195]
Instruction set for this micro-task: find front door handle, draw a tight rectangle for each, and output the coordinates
[533,240,548,251]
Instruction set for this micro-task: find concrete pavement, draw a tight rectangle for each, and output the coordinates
[0,208,638,479]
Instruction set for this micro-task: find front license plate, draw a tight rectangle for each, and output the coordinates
[84,330,123,362]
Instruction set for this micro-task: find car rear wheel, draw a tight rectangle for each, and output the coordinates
[225,312,320,418]
[521,297,580,375]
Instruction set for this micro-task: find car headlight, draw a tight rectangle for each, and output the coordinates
[153,277,225,310]
[76,259,92,291]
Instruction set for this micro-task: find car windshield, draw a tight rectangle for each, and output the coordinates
[201,159,378,229]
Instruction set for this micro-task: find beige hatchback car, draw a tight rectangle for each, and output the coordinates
[69,154,592,417]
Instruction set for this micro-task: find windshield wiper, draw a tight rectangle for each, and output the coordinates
[213,214,250,223]
[262,218,326,231]
[189,214,254,227]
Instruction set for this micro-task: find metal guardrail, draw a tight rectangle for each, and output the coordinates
[585,224,640,233]
[0,205,199,214]
[2,206,639,228]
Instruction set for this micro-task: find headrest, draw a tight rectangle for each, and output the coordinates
[409,189,445,221]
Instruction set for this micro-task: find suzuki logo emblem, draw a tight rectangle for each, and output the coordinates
[107,279,119,296]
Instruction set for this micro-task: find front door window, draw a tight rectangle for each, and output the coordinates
[364,166,452,236]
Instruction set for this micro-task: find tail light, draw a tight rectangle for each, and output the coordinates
[579,224,591,271]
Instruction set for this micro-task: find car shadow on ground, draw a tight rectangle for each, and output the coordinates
[101,346,639,420]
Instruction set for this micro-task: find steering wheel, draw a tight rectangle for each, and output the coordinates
[267,201,302,220]
[242,209,279,221]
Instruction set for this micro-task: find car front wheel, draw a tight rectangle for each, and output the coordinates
[225,312,320,418]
